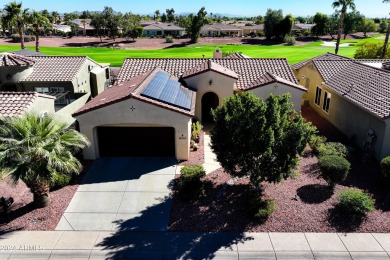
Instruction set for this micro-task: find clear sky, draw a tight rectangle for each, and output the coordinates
[8,0,390,18]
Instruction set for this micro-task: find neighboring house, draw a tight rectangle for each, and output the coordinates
[239,24,264,36]
[0,53,110,124]
[69,19,94,36]
[53,24,72,34]
[292,53,390,160]
[201,24,244,37]
[292,23,315,35]
[74,51,305,161]
[142,22,185,37]
[0,92,55,117]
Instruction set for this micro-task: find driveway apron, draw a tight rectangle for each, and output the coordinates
[55,157,176,231]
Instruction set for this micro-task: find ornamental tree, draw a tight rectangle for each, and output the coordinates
[210,92,315,188]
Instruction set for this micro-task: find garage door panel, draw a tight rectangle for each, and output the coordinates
[97,127,175,157]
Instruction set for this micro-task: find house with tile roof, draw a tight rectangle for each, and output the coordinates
[201,24,244,37]
[0,92,55,117]
[142,22,185,37]
[292,53,390,160]
[74,51,306,161]
[0,53,110,124]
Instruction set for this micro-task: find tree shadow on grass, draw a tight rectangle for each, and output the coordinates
[297,184,333,204]
[327,206,366,232]
[95,195,253,259]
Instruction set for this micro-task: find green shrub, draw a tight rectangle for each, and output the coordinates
[11,34,35,43]
[257,31,265,37]
[177,165,205,200]
[303,30,311,37]
[165,35,174,43]
[243,190,276,220]
[191,121,202,143]
[50,173,72,189]
[337,188,375,214]
[381,156,390,179]
[255,199,276,220]
[319,155,350,187]
[309,135,327,154]
[283,35,296,46]
[318,142,348,158]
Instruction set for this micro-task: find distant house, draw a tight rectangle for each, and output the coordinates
[292,23,315,35]
[142,22,185,37]
[74,51,305,161]
[69,19,94,36]
[292,53,390,160]
[8,49,45,57]
[201,24,244,37]
[0,53,110,124]
[53,24,72,35]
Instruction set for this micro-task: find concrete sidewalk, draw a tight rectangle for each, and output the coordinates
[0,231,389,259]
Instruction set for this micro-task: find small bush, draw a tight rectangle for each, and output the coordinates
[243,190,276,220]
[11,34,35,43]
[191,121,202,143]
[303,30,311,37]
[318,142,348,158]
[319,155,350,187]
[337,188,375,214]
[177,165,205,200]
[283,35,296,46]
[50,173,72,189]
[165,35,174,43]
[381,156,390,179]
[257,31,265,37]
[255,200,276,220]
[309,135,327,154]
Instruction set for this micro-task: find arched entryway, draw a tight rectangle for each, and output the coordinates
[201,92,219,123]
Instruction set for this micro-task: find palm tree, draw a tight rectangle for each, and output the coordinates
[51,11,59,24]
[332,0,356,54]
[381,1,390,58]
[0,113,89,208]
[3,1,29,49]
[154,10,160,21]
[29,11,49,52]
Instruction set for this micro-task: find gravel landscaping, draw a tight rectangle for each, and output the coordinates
[178,131,204,166]
[169,147,390,232]
[0,160,93,231]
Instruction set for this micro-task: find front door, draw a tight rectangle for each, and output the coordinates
[201,92,219,123]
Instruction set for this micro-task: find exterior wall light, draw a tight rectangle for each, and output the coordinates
[209,80,212,86]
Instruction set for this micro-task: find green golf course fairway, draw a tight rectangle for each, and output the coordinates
[0,38,382,67]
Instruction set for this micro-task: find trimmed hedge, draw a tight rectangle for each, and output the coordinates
[337,188,375,214]
[309,135,327,154]
[380,156,390,179]
[177,165,205,200]
[318,142,348,158]
[11,34,35,43]
[319,155,350,186]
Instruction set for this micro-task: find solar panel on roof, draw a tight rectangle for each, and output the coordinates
[141,70,193,111]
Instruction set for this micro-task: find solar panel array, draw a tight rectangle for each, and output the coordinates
[141,71,193,111]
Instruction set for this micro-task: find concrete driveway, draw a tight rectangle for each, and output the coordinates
[56,157,176,231]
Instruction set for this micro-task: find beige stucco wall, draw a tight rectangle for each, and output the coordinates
[247,82,305,113]
[183,71,236,121]
[75,98,192,161]
[55,93,91,125]
[29,95,56,115]
[296,63,388,160]
[0,66,33,90]
[90,67,107,97]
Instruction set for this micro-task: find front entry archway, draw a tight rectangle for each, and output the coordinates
[201,92,219,123]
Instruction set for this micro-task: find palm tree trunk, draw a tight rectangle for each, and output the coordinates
[335,13,344,55]
[35,26,40,52]
[18,25,25,49]
[381,18,390,58]
[28,180,51,208]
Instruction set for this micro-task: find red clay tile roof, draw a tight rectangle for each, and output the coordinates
[312,60,353,81]
[73,68,195,117]
[21,56,100,82]
[0,92,55,116]
[182,59,239,80]
[246,72,306,91]
[0,53,36,67]
[291,52,350,70]
[325,62,390,119]
[118,58,297,91]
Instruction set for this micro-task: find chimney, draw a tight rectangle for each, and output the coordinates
[213,49,222,59]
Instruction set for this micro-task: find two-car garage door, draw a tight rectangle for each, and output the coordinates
[97,126,175,157]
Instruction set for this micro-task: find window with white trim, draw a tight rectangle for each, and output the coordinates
[315,86,322,106]
[322,91,331,113]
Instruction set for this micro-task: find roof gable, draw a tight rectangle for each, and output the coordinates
[0,53,36,67]
[0,92,54,117]
[291,52,350,70]
[246,72,306,91]
[182,59,239,80]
